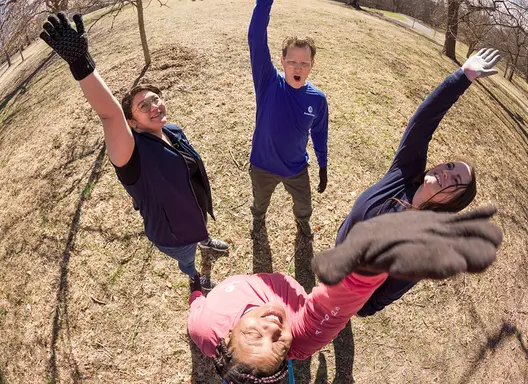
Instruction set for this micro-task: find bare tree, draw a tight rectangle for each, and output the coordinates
[442,0,461,59]
[346,0,361,9]
[45,0,69,12]
[459,10,493,57]
[81,0,167,67]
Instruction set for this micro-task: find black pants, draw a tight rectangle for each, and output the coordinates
[356,277,417,317]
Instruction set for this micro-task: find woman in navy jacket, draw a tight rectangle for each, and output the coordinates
[40,13,228,291]
[336,48,501,316]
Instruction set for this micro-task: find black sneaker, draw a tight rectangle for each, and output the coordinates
[198,238,229,252]
[296,219,314,238]
[190,273,217,294]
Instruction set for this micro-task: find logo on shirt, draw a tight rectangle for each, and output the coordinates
[304,105,315,117]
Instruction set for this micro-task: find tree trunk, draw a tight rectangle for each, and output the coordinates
[347,0,360,9]
[508,52,520,82]
[136,0,151,66]
[4,49,11,67]
[442,0,460,60]
[466,43,475,58]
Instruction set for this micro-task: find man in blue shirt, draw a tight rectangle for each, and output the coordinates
[248,0,329,237]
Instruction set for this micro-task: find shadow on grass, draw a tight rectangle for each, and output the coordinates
[0,367,5,384]
[292,231,318,384]
[47,142,106,384]
[0,52,55,114]
[457,321,528,384]
[188,333,219,384]
[252,224,273,274]
[132,63,151,88]
[478,82,528,144]
[332,320,355,384]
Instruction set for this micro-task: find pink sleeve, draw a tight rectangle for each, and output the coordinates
[189,290,204,305]
[187,294,217,357]
[288,273,388,360]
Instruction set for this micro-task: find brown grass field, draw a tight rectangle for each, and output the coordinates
[1,0,528,382]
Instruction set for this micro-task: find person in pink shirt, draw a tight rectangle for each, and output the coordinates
[188,207,502,383]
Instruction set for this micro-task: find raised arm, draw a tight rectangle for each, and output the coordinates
[390,49,501,173]
[248,0,277,94]
[287,206,503,359]
[288,272,387,360]
[40,13,134,167]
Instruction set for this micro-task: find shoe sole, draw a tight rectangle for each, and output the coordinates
[198,244,229,252]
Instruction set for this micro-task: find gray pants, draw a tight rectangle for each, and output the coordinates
[249,164,312,222]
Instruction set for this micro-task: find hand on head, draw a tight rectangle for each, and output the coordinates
[312,206,503,285]
[462,48,501,82]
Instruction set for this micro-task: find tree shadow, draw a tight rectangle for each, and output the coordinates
[252,224,273,274]
[292,231,316,384]
[46,143,106,384]
[0,52,55,114]
[132,63,151,88]
[478,82,528,144]
[457,321,528,384]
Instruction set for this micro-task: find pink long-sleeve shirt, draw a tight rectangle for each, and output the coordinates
[188,272,387,360]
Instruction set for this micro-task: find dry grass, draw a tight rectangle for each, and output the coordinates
[0,0,527,383]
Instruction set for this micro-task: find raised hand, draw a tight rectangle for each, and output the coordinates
[312,206,503,285]
[40,13,95,81]
[462,48,501,82]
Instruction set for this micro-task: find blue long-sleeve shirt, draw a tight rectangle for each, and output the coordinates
[248,0,329,178]
[336,69,472,244]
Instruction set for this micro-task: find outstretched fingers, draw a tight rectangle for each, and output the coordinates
[485,50,501,68]
[480,47,495,60]
[57,12,73,30]
[39,30,53,46]
[73,14,86,35]
[449,205,497,223]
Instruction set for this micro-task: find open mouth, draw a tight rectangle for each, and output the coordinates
[151,111,162,119]
[293,75,301,82]
[434,173,442,187]
[262,310,283,326]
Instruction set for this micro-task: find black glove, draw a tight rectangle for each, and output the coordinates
[40,13,95,81]
[312,206,503,285]
[317,166,327,193]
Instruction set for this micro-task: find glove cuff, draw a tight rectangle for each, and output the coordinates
[69,53,96,81]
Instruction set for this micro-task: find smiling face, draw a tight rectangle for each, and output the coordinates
[420,161,473,204]
[128,90,167,132]
[225,302,293,375]
[280,45,314,89]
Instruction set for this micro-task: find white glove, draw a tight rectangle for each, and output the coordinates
[462,48,501,82]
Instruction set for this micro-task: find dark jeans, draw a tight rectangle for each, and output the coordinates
[249,164,312,222]
[356,277,417,317]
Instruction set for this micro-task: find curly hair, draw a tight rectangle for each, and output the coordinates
[213,338,289,384]
[281,36,316,59]
[121,84,162,121]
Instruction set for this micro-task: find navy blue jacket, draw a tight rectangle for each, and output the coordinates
[121,124,214,247]
[336,69,472,316]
